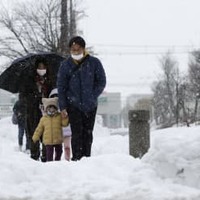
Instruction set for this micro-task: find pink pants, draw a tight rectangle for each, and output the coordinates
[63,136,71,161]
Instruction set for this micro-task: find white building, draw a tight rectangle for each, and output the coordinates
[97,92,122,128]
[0,89,17,119]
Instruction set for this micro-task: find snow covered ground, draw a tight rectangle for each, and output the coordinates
[0,116,200,200]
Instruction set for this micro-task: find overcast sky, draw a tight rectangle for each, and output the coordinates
[1,0,200,96]
[79,0,200,96]
[83,0,200,47]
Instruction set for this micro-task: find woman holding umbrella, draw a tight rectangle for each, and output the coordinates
[19,57,53,162]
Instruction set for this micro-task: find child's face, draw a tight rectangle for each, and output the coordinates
[46,105,57,116]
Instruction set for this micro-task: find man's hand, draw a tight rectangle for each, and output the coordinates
[61,109,68,118]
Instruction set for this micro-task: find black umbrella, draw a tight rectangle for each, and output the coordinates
[0,52,66,93]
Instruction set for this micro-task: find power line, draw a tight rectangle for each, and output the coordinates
[89,43,200,49]
[96,50,193,56]
[88,43,199,56]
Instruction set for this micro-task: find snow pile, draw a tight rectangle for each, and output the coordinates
[0,117,200,200]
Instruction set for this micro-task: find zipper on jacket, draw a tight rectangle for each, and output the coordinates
[79,66,83,110]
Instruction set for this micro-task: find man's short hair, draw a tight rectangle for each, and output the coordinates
[68,36,86,48]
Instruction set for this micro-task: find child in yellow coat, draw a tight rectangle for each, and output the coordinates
[32,97,69,161]
[49,88,72,161]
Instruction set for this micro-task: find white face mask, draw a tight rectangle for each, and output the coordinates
[71,53,84,61]
[46,106,57,116]
[37,69,46,76]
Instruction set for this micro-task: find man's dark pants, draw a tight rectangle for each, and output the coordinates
[67,105,97,161]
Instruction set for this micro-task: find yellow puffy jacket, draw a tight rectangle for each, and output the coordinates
[32,113,69,145]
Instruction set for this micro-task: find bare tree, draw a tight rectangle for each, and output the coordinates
[0,0,83,59]
[152,80,169,126]
[188,50,200,121]
[152,52,184,127]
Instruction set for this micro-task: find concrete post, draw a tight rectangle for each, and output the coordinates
[128,110,150,158]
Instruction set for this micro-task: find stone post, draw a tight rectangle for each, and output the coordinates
[128,110,150,158]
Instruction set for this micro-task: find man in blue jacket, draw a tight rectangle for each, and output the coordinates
[57,36,106,161]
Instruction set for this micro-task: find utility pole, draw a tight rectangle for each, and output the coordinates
[69,0,76,38]
[60,0,69,56]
